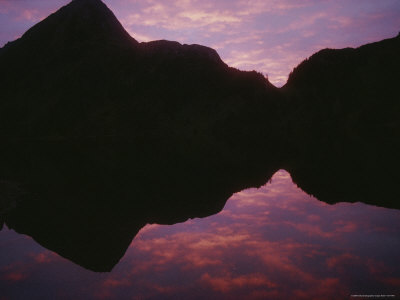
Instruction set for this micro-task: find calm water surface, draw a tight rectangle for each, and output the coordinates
[1,170,399,299]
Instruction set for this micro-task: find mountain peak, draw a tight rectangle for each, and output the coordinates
[71,0,103,2]
[19,0,138,48]
[68,0,113,9]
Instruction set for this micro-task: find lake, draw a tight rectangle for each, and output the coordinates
[1,170,399,299]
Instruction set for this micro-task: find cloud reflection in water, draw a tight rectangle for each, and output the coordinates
[1,170,399,299]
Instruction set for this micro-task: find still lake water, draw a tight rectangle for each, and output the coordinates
[1,170,399,299]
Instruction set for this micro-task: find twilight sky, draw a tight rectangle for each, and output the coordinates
[0,0,399,86]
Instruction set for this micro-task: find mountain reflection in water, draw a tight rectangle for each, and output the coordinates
[1,170,399,300]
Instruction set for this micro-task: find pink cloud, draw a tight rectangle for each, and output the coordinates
[33,252,56,264]
[293,277,345,300]
[383,277,400,287]
[200,272,276,292]
[16,9,40,21]
[283,221,335,238]
[2,272,27,282]
[102,278,130,288]
[326,253,359,270]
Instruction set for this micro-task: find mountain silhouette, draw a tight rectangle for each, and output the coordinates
[0,0,282,271]
[25,0,136,44]
[283,34,400,208]
[0,0,399,272]
[0,0,279,141]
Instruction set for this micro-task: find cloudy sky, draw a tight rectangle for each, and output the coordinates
[0,0,399,86]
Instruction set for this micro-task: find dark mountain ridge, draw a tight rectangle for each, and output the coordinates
[283,33,400,208]
[0,0,282,271]
[3,0,138,50]
[0,0,278,145]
